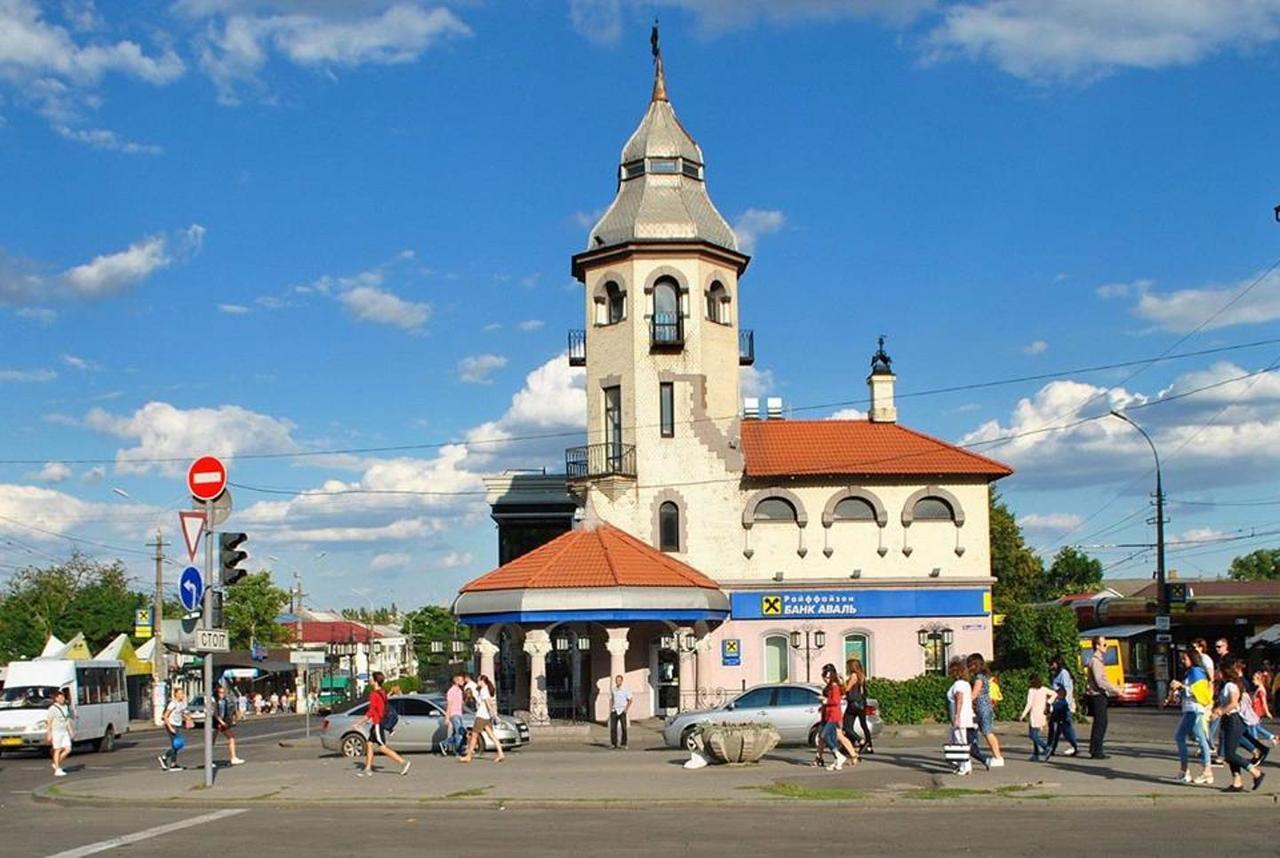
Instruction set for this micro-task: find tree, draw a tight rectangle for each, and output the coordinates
[996,604,1079,673]
[0,553,142,661]
[1228,549,1280,581]
[402,604,471,680]
[989,489,1045,613]
[1042,546,1103,599]
[223,571,291,650]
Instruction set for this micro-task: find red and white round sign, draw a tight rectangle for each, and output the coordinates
[187,455,227,501]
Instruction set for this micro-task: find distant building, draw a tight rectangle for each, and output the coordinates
[453,36,1011,722]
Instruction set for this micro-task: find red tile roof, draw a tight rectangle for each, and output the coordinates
[740,419,1013,479]
[298,621,378,644]
[460,524,721,592]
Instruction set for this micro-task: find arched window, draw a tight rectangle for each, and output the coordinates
[706,281,729,324]
[605,281,625,325]
[659,501,680,552]
[912,497,956,522]
[753,497,798,523]
[652,278,681,345]
[764,635,790,683]
[832,497,876,521]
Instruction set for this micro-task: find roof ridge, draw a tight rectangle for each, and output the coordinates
[599,524,717,589]
[889,422,1013,472]
[597,524,623,584]
[526,527,582,588]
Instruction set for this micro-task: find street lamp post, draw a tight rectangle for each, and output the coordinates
[789,628,827,683]
[1110,409,1169,700]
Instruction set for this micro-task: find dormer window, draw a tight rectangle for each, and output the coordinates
[621,160,645,180]
[681,160,702,179]
[649,157,680,174]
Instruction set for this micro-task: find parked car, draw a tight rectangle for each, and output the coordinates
[1117,677,1150,706]
[661,683,883,750]
[185,695,206,725]
[319,693,529,758]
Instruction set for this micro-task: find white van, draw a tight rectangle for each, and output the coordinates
[0,659,129,753]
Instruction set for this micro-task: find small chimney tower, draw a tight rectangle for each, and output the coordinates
[867,335,897,423]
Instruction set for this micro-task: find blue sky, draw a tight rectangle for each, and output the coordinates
[3,0,1280,610]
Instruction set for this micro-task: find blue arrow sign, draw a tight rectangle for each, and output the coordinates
[179,566,204,613]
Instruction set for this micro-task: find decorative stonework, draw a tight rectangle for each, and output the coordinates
[900,485,966,527]
[820,487,889,528]
[657,371,743,471]
[740,487,810,529]
[650,488,689,553]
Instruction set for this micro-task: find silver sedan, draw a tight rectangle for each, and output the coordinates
[319,692,529,758]
[661,683,882,750]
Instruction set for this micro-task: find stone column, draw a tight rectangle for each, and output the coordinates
[677,626,697,712]
[475,637,499,684]
[522,629,551,726]
[601,627,630,721]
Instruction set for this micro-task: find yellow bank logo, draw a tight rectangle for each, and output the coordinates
[723,639,740,655]
[762,595,783,616]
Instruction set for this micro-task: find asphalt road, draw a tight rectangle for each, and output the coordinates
[0,709,1246,858]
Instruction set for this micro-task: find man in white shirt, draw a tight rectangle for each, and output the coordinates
[46,687,74,777]
[609,675,633,750]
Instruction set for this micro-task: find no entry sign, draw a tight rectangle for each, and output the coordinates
[187,456,227,501]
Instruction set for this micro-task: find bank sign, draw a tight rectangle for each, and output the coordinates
[730,588,988,620]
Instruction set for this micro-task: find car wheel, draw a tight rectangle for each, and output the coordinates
[341,732,366,759]
[95,726,116,753]
[681,727,700,752]
[808,725,820,748]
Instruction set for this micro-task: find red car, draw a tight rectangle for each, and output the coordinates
[1116,678,1150,706]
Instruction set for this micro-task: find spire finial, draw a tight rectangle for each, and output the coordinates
[870,335,893,375]
[650,18,667,102]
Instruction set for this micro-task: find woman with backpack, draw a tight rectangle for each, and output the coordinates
[459,675,505,764]
[843,657,874,755]
[359,671,411,777]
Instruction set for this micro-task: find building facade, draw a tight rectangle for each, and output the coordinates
[454,41,1011,723]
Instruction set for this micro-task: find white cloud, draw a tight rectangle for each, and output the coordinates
[828,407,867,420]
[370,551,411,570]
[338,284,431,330]
[190,2,472,104]
[1174,526,1230,544]
[457,353,508,384]
[1022,339,1048,356]
[0,482,159,542]
[570,207,606,229]
[925,0,1280,83]
[1128,269,1280,333]
[84,400,299,476]
[483,322,502,332]
[517,319,545,332]
[436,550,473,569]
[25,461,71,483]
[218,303,251,314]
[15,307,56,324]
[1018,512,1084,533]
[61,234,170,297]
[62,353,98,371]
[0,367,56,382]
[53,124,161,155]
[731,208,785,255]
[1096,278,1152,300]
[740,365,776,399]
[961,360,1280,490]
[80,465,105,484]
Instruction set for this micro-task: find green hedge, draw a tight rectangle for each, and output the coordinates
[867,668,1055,725]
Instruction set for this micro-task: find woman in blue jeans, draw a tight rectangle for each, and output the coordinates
[1169,650,1214,785]
[967,653,1004,767]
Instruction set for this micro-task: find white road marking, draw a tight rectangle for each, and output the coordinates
[44,809,246,858]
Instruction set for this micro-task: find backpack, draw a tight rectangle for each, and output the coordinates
[989,677,1003,704]
[378,693,399,733]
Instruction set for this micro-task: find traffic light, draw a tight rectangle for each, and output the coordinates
[219,532,249,586]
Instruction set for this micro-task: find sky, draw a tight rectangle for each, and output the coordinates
[3,0,1280,611]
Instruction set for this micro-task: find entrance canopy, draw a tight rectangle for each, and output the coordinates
[453,523,728,625]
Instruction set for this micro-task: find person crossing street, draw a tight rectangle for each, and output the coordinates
[359,671,410,777]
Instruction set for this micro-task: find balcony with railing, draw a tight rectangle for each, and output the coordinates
[568,329,586,367]
[565,443,636,481]
[739,329,755,366]
[650,313,684,350]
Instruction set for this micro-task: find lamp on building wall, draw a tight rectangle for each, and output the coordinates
[683,632,697,651]
[917,628,928,648]
[555,637,570,652]
[790,630,802,649]
[451,640,464,653]
[430,641,443,653]
[660,634,675,651]
[577,635,592,651]
[813,630,827,649]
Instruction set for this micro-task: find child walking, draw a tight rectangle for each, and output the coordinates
[1020,675,1054,761]
[1046,684,1079,758]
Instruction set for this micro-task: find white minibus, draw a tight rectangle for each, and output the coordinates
[0,659,129,752]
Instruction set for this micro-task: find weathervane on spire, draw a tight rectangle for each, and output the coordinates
[870,335,893,375]
[650,18,668,102]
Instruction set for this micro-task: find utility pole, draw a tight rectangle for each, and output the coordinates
[203,500,215,788]
[146,529,167,726]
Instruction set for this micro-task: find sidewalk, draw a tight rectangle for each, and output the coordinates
[38,729,1280,809]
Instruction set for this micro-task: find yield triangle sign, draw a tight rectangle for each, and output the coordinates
[179,510,206,564]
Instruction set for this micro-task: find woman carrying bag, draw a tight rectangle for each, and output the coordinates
[843,657,874,755]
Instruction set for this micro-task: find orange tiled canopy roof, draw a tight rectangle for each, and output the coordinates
[740,420,1013,479]
[460,523,721,592]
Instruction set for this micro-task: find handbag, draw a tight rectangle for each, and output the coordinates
[943,743,970,762]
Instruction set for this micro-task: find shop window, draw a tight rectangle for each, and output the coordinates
[754,497,798,523]
[912,497,956,522]
[659,501,680,552]
[764,635,790,684]
[843,634,870,669]
[923,632,950,676]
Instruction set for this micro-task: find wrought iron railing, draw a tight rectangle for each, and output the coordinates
[567,329,586,367]
[739,329,755,366]
[650,312,683,348]
[565,442,636,480]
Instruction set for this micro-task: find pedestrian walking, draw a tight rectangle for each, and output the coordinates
[967,654,1004,767]
[1213,662,1265,792]
[1046,654,1079,758]
[946,657,976,776]
[843,657,874,754]
[212,685,245,766]
[359,671,410,777]
[1084,635,1121,759]
[459,675,505,764]
[159,688,192,771]
[818,664,857,771]
[1232,660,1270,768]
[1249,671,1276,747]
[46,688,74,777]
[1019,675,1053,761]
[442,673,466,756]
[609,675,633,750]
[1167,649,1213,785]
